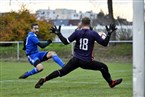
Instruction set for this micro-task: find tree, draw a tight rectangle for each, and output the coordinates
[0,5,54,41]
[107,0,116,40]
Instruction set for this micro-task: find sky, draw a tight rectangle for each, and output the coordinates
[0,0,135,21]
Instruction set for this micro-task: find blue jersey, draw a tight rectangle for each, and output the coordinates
[25,32,39,55]
[68,29,104,62]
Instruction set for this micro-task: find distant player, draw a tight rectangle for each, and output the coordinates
[35,17,123,88]
[19,23,65,79]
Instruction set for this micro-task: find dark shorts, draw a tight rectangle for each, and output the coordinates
[59,57,107,76]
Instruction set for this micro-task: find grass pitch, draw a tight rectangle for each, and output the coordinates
[0,61,132,97]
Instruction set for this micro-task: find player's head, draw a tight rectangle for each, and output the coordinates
[31,23,39,34]
[81,17,90,26]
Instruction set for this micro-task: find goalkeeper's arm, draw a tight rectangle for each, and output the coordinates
[99,23,117,46]
[57,33,69,45]
[50,25,69,45]
[99,34,111,46]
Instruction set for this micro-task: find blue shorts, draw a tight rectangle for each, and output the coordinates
[27,51,47,66]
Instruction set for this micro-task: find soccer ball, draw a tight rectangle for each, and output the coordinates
[98,32,106,39]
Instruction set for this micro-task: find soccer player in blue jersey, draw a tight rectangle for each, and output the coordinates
[19,23,65,79]
[35,17,123,88]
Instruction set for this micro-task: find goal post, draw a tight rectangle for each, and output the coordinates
[133,0,145,97]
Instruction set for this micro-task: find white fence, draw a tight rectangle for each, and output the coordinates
[0,40,133,61]
[0,41,20,60]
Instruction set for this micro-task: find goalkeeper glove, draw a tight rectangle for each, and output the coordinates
[50,25,61,35]
[105,23,117,35]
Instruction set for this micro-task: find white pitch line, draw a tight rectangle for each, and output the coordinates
[0,79,98,84]
[0,79,132,86]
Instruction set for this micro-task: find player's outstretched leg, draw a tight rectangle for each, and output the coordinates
[19,72,29,79]
[35,70,60,88]
[19,68,39,79]
[35,78,45,88]
[52,54,65,68]
[109,78,123,88]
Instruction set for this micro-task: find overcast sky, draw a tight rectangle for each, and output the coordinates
[0,0,136,21]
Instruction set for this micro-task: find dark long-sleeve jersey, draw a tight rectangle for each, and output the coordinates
[58,29,111,62]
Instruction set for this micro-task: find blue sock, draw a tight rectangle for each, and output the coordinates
[52,54,65,68]
[25,68,38,77]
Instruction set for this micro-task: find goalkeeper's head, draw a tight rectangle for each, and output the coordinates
[31,23,39,34]
[81,17,91,26]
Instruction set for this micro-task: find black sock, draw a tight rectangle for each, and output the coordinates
[45,70,60,81]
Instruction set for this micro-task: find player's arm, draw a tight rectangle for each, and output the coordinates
[50,25,69,45]
[37,40,52,48]
[97,24,117,46]
[100,34,111,46]
[57,33,69,45]
[22,38,26,50]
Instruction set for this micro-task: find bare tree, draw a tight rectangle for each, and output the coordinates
[9,0,11,5]
[107,0,116,40]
